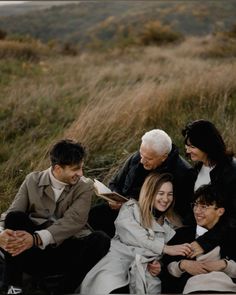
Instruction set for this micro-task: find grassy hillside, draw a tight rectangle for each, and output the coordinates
[1,27,236,211]
[0,1,236,48]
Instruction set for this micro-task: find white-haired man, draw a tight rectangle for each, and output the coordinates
[89,129,195,237]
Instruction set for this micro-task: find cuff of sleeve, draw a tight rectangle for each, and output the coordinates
[167,261,185,278]
[35,229,55,250]
[223,259,236,278]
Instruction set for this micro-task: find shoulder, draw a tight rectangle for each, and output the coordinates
[24,170,48,184]
[122,198,138,210]
[119,199,140,217]
[76,176,94,191]
[127,151,140,165]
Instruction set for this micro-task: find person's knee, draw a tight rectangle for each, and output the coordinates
[5,211,27,228]
[5,211,33,232]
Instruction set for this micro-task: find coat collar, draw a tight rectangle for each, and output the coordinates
[38,168,70,201]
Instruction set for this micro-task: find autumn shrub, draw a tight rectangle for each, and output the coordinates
[0,39,49,61]
[138,21,184,46]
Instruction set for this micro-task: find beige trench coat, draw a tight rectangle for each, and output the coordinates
[1,168,94,245]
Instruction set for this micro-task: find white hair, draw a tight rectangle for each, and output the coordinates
[141,129,172,155]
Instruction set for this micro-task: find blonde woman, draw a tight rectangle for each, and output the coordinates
[80,173,192,294]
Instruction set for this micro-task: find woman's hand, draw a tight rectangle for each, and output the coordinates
[163,243,193,256]
[188,241,204,258]
[147,260,161,276]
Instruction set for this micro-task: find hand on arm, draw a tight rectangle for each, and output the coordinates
[202,259,227,272]
[179,260,208,275]
[163,243,193,256]
[188,241,204,258]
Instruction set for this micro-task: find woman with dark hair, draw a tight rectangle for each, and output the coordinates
[80,173,192,294]
[182,119,236,255]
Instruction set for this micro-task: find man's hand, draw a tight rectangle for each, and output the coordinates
[202,259,227,272]
[180,260,208,275]
[5,231,34,256]
[0,229,18,250]
[163,243,193,256]
[147,260,161,276]
[188,241,204,258]
[108,201,123,210]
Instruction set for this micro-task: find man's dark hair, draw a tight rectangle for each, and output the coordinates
[50,139,86,167]
[193,184,225,208]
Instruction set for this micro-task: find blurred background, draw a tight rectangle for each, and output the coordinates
[1,0,236,210]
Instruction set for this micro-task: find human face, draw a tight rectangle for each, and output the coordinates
[185,142,208,164]
[140,144,167,170]
[53,162,84,185]
[192,199,224,229]
[154,181,173,212]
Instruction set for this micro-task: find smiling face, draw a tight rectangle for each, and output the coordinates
[140,144,168,170]
[193,199,225,229]
[185,142,208,165]
[53,162,84,185]
[154,181,173,212]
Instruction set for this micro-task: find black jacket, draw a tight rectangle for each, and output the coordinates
[161,225,236,293]
[109,144,195,224]
[196,158,236,252]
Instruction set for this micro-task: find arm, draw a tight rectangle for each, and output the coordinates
[47,181,93,245]
[115,202,192,256]
[196,219,227,253]
[1,175,30,222]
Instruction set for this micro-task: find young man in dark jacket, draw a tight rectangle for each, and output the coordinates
[161,184,236,294]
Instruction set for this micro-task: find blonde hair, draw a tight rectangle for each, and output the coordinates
[138,173,173,229]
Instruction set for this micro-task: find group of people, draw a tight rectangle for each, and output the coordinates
[0,119,236,295]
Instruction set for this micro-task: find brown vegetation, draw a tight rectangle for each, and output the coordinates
[1,32,236,211]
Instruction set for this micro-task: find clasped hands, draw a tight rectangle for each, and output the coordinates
[0,229,33,256]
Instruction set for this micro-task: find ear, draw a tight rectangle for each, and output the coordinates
[52,164,63,175]
[161,153,168,162]
[217,207,225,217]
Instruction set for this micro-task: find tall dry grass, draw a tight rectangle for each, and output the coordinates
[1,34,236,210]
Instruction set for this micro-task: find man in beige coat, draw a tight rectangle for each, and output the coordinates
[0,139,110,295]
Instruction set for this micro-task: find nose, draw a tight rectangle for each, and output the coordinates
[161,194,169,202]
[76,168,83,177]
[185,145,191,153]
[140,157,146,165]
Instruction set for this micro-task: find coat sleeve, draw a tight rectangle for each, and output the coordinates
[47,182,93,245]
[114,203,165,255]
[1,174,31,225]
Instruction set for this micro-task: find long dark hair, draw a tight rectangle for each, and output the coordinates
[182,119,233,166]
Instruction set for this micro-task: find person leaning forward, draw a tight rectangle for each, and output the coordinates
[88,129,195,237]
[0,139,110,295]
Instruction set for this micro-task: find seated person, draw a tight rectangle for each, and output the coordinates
[80,173,192,294]
[162,184,236,294]
[0,139,110,295]
[89,129,195,237]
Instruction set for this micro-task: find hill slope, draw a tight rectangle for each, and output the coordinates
[0,1,236,46]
